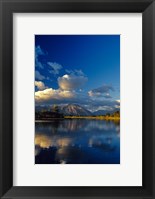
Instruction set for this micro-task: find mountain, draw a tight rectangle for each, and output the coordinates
[36,104,120,116]
[35,105,51,112]
[93,110,108,116]
[36,104,92,116]
[60,104,92,116]
[93,108,120,116]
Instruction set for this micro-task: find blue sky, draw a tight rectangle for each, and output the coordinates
[35,35,120,112]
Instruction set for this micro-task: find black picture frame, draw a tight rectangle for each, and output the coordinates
[0,0,155,198]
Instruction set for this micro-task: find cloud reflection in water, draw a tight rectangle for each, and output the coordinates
[35,119,120,164]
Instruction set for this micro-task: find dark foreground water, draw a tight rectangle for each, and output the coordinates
[35,119,120,164]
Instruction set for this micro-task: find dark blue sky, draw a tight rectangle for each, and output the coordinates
[35,35,120,112]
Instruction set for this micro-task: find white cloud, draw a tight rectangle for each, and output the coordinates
[58,74,88,91]
[115,100,120,108]
[35,46,45,69]
[88,91,112,98]
[75,69,84,76]
[103,93,112,98]
[114,105,120,109]
[35,71,45,80]
[35,88,75,103]
[88,90,100,97]
[65,69,84,76]
[36,45,44,56]
[36,61,44,69]
[35,81,47,90]
[116,99,120,103]
[48,62,62,75]
[35,87,120,112]
[88,85,114,97]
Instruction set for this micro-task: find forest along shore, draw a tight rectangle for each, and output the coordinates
[35,110,120,121]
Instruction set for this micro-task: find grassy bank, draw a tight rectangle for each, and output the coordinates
[64,116,120,120]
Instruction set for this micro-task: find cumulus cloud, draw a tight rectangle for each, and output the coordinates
[35,88,75,103]
[58,74,88,91]
[35,81,47,90]
[48,62,62,75]
[35,86,120,113]
[35,71,88,104]
[35,46,45,69]
[88,84,114,97]
[35,71,45,80]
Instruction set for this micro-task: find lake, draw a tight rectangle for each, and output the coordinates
[35,119,120,164]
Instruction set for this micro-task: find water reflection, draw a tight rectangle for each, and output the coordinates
[35,119,120,164]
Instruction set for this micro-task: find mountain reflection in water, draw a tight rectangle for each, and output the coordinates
[35,119,120,164]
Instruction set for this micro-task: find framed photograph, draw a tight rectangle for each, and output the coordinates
[0,0,155,198]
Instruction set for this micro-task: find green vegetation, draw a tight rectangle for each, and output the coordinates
[35,105,120,121]
[52,104,59,113]
[64,111,120,120]
[35,105,63,120]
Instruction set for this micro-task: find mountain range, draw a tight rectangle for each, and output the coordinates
[35,104,119,116]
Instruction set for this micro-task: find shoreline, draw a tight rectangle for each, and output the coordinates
[35,117,120,121]
[64,116,120,120]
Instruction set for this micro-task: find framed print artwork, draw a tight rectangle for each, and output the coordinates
[0,0,155,199]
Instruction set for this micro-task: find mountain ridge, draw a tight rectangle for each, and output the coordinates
[35,104,119,116]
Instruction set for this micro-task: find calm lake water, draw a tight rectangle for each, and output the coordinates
[35,119,120,164]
